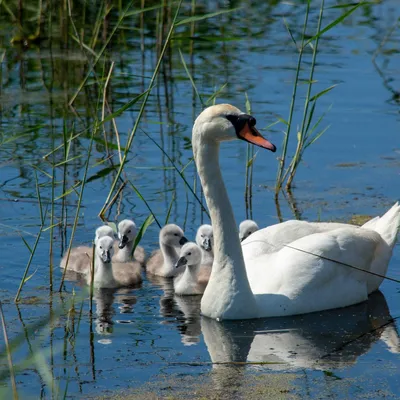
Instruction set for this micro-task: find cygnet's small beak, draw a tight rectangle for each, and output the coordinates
[203,238,212,251]
[179,236,189,246]
[238,121,276,152]
[102,250,111,263]
[118,235,129,249]
[240,235,245,243]
[175,256,187,268]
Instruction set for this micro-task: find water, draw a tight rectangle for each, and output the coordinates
[0,0,400,398]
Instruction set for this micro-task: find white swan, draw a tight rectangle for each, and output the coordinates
[239,219,259,242]
[195,224,214,266]
[146,224,188,277]
[174,242,208,295]
[86,236,142,289]
[114,219,146,265]
[192,104,400,320]
[60,225,114,273]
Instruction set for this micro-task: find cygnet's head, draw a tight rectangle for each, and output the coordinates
[118,219,137,249]
[160,224,188,247]
[96,236,114,263]
[239,220,260,242]
[94,225,114,244]
[193,104,276,151]
[195,224,213,252]
[175,242,202,269]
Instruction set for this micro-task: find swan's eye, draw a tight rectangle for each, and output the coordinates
[174,233,178,236]
[100,246,102,249]
[127,230,131,233]
[248,231,252,234]
[187,252,191,256]
[248,117,256,127]
[201,234,204,238]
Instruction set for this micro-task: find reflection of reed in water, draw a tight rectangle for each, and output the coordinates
[201,290,399,372]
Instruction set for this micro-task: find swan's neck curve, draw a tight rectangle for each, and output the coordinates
[93,255,115,288]
[160,242,181,278]
[118,241,133,262]
[193,137,257,319]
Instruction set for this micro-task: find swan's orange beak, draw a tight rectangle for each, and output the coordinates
[238,123,276,152]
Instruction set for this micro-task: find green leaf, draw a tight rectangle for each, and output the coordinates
[283,17,297,49]
[23,268,38,284]
[245,92,251,115]
[176,8,240,26]
[101,88,152,124]
[205,83,228,106]
[125,4,163,16]
[305,3,365,45]
[131,214,155,257]
[108,222,117,234]
[86,165,120,183]
[20,236,33,254]
[309,84,337,102]
[164,192,175,225]
[178,48,203,106]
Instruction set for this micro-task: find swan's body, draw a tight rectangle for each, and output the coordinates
[86,236,142,289]
[113,219,146,265]
[174,243,207,295]
[146,224,188,277]
[239,220,259,242]
[60,225,114,273]
[192,104,400,320]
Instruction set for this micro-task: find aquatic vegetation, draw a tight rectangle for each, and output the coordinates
[0,0,398,398]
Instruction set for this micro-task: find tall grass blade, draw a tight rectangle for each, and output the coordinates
[131,214,154,257]
[178,48,203,106]
[176,8,240,26]
[99,0,184,218]
[0,301,18,399]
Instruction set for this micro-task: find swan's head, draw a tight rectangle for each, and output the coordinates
[175,242,202,268]
[96,236,114,263]
[239,219,260,242]
[192,104,276,151]
[195,224,213,252]
[118,219,137,249]
[94,225,114,244]
[160,224,188,247]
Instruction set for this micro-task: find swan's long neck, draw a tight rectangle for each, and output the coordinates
[93,255,115,288]
[160,242,180,277]
[118,241,133,262]
[193,138,257,319]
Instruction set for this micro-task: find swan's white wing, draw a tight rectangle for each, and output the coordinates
[242,220,357,261]
[246,228,382,316]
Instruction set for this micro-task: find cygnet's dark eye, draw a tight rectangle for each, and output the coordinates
[127,230,131,233]
[248,231,252,234]
[188,252,191,256]
[100,246,102,249]
[174,233,178,236]
[201,234,204,238]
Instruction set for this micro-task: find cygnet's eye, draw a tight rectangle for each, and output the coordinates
[127,230,131,233]
[174,233,178,236]
[187,252,191,256]
[248,231,252,235]
[100,246,103,249]
[201,234,204,238]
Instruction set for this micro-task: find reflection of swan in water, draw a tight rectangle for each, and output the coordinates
[173,295,201,346]
[146,274,202,345]
[93,288,138,336]
[201,291,399,371]
[93,288,115,335]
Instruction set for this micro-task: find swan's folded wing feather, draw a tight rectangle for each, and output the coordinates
[247,228,382,313]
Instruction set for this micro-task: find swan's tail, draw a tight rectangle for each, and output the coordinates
[368,202,400,249]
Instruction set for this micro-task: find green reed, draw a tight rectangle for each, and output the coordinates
[275,1,368,194]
